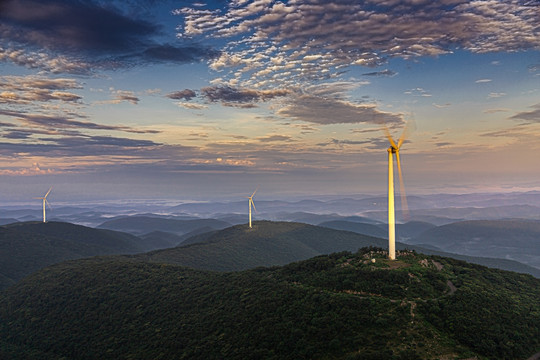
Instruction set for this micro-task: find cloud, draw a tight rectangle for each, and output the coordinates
[432,103,451,108]
[200,86,289,107]
[318,138,371,147]
[362,69,397,77]
[167,89,197,101]
[0,134,162,161]
[256,135,293,142]
[0,109,158,134]
[509,103,540,123]
[483,108,510,114]
[0,0,219,73]
[176,0,540,88]
[277,95,403,125]
[0,162,58,176]
[404,88,431,97]
[176,102,208,110]
[350,127,383,134]
[96,90,140,105]
[0,75,82,104]
[475,79,492,83]
[111,91,140,105]
[139,44,219,63]
[435,142,454,147]
[488,92,506,98]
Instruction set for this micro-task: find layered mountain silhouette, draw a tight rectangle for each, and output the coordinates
[97,216,230,236]
[409,220,540,269]
[3,220,540,292]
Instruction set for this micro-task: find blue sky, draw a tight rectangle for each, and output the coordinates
[0,0,539,202]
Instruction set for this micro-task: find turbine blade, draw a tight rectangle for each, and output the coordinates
[395,151,409,222]
[383,125,397,148]
[45,199,52,211]
[251,187,258,198]
[251,199,257,213]
[44,187,52,198]
[397,116,416,148]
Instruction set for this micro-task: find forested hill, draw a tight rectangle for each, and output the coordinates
[0,221,153,290]
[134,221,540,277]
[133,220,389,271]
[0,248,538,359]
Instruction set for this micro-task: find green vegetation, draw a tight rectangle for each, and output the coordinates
[318,220,387,238]
[2,220,539,294]
[0,221,152,290]
[134,221,388,271]
[135,221,540,277]
[1,247,539,359]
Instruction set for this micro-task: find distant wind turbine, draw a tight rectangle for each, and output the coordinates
[246,188,258,228]
[34,187,52,223]
[384,122,413,260]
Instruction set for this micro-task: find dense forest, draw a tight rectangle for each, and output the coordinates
[1,247,538,359]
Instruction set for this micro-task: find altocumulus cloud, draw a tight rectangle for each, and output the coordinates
[167,89,197,101]
[176,0,540,87]
[0,76,82,104]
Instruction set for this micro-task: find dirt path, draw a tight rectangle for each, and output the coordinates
[446,280,457,295]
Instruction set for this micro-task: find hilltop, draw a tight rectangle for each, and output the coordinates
[2,220,539,292]
[132,221,540,277]
[0,248,538,359]
[0,221,160,290]
[133,220,389,271]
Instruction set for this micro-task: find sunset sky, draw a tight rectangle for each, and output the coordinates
[1,0,539,202]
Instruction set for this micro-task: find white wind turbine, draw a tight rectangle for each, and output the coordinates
[384,125,411,260]
[35,187,52,223]
[246,188,258,228]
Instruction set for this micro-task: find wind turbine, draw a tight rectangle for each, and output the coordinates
[35,187,52,223]
[247,188,257,228]
[384,126,410,260]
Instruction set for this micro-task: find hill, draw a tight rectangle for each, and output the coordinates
[409,220,540,269]
[0,218,18,226]
[97,216,230,236]
[318,220,436,240]
[129,221,540,277]
[0,248,538,359]
[140,231,184,249]
[0,221,154,290]
[318,220,387,238]
[133,221,389,271]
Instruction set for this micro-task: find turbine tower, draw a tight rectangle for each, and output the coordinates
[35,187,52,223]
[385,127,409,260]
[247,189,257,228]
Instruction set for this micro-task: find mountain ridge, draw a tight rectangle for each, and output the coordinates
[1,247,538,359]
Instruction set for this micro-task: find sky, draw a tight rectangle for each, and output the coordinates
[0,0,539,203]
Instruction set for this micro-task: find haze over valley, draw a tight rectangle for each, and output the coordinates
[1,0,540,358]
